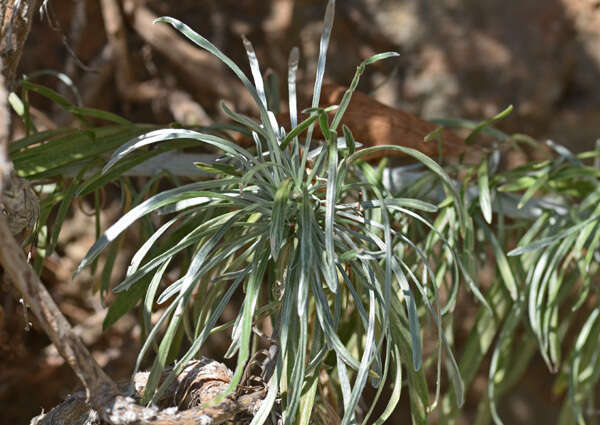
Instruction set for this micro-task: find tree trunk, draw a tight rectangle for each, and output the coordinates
[1,0,41,88]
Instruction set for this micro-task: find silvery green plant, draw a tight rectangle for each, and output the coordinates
[65,1,600,424]
[73,2,468,423]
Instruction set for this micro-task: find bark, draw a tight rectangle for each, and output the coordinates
[31,358,266,425]
[1,0,40,187]
[0,0,41,88]
[0,57,9,190]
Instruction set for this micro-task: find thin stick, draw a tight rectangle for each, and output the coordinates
[0,213,119,402]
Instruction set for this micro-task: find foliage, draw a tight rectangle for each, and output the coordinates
[8,1,600,424]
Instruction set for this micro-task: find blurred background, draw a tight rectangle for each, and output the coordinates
[19,0,600,149]
[2,0,600,423]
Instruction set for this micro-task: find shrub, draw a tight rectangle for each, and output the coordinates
[10,1,600,424]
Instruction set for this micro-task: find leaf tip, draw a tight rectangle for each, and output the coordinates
[413,356,422,371]
[153,16,169,25]
[483,211,492,224]
[72,264,84,278]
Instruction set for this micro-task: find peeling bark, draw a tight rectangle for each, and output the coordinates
[0,0,41,88]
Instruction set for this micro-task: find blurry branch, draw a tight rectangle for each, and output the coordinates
[52,44,114,126]
[99,0,211,126]
[78,45,114,105]
[237,83,470,159]
[62,0,89,76]
[123,2,254,112]
[100,0,164,102]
